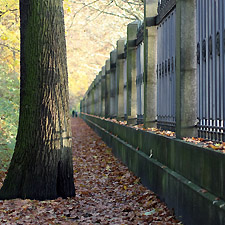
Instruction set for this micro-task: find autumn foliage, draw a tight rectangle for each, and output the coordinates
[0,118,181,224]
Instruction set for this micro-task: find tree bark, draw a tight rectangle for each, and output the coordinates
[0,0,75,200]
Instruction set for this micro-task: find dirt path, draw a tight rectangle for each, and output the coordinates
[0,118,181,224]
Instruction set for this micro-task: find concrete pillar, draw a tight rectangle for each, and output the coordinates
[87,91,90,114]
[80,99,84,112]
[101,66,106,117]
[110,50,117,118]
[94,77,98,115]
[86,93,89,114]
[86,94,88,113]
[91,83,95,115]
[175,0,198,138]
[85,95,87,113]
[105,59,110,118]
[83,96,85,113]
[88,88,90,114]
[116,38,126,121]
[97,72,102,116]
[127,21,139,124]
[144,0,158,128]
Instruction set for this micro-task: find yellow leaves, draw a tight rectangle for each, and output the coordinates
[208,144,222,150]
[183,137,225,153]
[63,0,71,13]
[68,72,90,108]
[134,178,140,184]
[106,164,110,171]
[1,35,8,41]
[0,1,20,73]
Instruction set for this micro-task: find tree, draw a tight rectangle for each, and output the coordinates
[0,0,75,200]
[64,0,144,109]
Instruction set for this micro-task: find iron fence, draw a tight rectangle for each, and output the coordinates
[110,52,117,118]
[197,0,225,141]
[80,0,225,142]
[124,46,127,119]
[157,8,176,130]
[94,80,98,115]
[136,24,144,124]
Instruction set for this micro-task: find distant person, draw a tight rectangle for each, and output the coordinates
[72,110,75,117]
[75,111,78,117]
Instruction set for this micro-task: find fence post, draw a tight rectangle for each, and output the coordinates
[105,59,111,118]
[97,72,102,116]
[116,38,126,121]
[80,99,82,113]
[88,91,90,114]
[83,95,85,113]
[175,0,198,138]
[144,0,158,128]
[87,90,90,114]
[110,50,117,118]
[94,77,98,115]
[101,66,106,117]
[91,82,95,115]
[127,21,139,124]
[96,75,100,116]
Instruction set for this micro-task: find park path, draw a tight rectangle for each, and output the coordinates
[0,117,180,224]
[70,117,180,224]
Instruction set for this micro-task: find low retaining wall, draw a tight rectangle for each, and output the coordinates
[81,113,225,225]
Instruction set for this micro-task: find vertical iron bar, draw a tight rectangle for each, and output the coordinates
[124,59,127,117]
[205,0,209,139]
[172,10,176,124]
[223,0,225,140]
[212,0,216,140]
[209,0,213,140]
[157,26,160,123]
[197,0,200,137]
[141,42,144,117]
[219,0,223,140]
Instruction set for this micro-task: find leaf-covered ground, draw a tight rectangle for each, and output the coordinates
[0,118,181,224]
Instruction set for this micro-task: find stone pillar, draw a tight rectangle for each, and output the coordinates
[127,21,139,124]
[83,95,86,113]
[97,72,102,116]
[91,83,95,115]
[144,0,158,128]
[80,99,84,112]
[85,93,88,114]
[105,59,110,118]
[101,66,106,117]
[87,90,90,114]
[110,50,117,118]
[94,77,98,115]
[175,0,198,138]
[87,93,89,114]
[85,95,87,113]
[116,38,126,121]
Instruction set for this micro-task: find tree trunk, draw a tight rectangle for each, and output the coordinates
[0,0,75,200]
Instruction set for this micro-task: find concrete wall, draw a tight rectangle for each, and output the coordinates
[81,113,225,225]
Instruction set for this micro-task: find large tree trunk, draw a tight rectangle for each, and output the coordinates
[0,0,75,200]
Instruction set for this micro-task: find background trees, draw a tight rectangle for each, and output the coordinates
[0,0,143,170]
[65,0,144,110]
[0,0,20,170]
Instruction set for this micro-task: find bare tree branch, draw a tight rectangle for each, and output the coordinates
[0,9,18,18]
[0,43,20,52]
[68,0,100,29]
[68,0,143,25]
